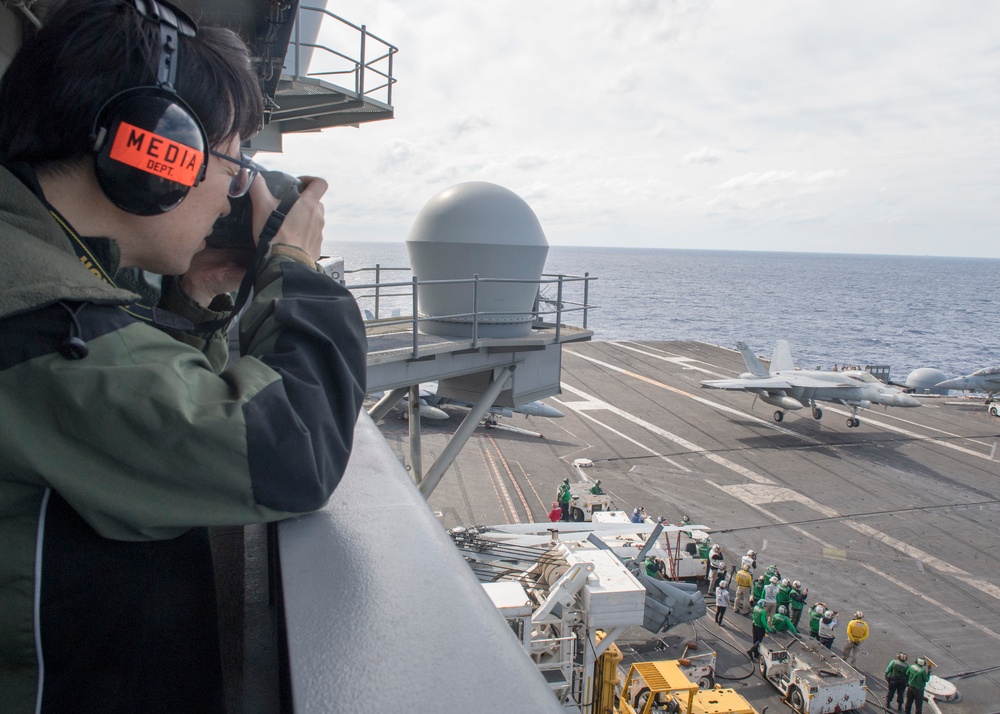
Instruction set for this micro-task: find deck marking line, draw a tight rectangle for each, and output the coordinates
[487,434,534,518]
[716,483,1000,603]
[566,349,823,446]
[560,382,772,484]
[815,405,993,458]
[728,493,1000,644]
[568,349,1000,597]
[479,438,518,524]
[588,344,995,458]
[614,341,724,376]
[552,395,690,472]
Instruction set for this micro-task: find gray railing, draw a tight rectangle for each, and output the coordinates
[345,266,597,356]
[289,5,397,106]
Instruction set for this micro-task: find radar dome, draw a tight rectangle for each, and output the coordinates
[406,182,548,338]
[905,367,948,392]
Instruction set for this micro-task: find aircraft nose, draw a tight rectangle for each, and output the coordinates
[897,393,922,407]
[934,378,963,390]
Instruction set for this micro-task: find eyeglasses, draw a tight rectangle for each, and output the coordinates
[210,150,262,198]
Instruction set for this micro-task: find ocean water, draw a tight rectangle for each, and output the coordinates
[330,240,1000,381]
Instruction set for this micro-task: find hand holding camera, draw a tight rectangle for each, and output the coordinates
[206,166,310,255]
[186,164,324,308]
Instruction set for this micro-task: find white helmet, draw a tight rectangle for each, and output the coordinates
[916,657,926,666]
[711,544,721,553]
[824,610,834,618]
[747,549,755,557]
[770,576,778,584]
[854,611,864,620]
[778,605,787,615]
[792,580,801,589]
[781,578,790,586]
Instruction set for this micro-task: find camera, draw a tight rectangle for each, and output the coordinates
[205,169,304,254]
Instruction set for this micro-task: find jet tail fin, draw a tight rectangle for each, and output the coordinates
[769,340,795,373]
[736,342,770,377]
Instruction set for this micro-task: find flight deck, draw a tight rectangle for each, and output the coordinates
[374,339,1000,713]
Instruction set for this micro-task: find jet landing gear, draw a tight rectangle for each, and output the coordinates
[773,410,784,422]
[846,407,861,428]
[811,406,823,420]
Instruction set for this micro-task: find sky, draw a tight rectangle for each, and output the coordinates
[268,1,1000,258]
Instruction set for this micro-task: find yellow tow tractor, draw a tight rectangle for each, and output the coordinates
[617,660,760,714]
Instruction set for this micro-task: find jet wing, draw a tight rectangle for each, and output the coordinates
[701,377,797,390]
[702,374,856,390]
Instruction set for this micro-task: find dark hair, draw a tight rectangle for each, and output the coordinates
[0,0,262,169]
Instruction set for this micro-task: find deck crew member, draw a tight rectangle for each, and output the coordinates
[714,582,731,626]
[589,479,604,495]
[747,602,773,660]
[775,577,792,614]
[0,1,367,711]
[841,611,869,665]
[741,549,757,571]
[789,581,808,628]
[751,574,766,608]
[818,610,840,650]
[706,543,724,581]
[904,657,931,714]
[733,564,753,614]
[809,602,828,640]
[770,605,797,634]
[761,576,779,621]
[558,478,572,521]
[885,652,909,711]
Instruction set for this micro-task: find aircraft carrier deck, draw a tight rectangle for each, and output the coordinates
[374,340,1000,713]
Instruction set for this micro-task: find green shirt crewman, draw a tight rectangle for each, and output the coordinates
[771,606,797,634]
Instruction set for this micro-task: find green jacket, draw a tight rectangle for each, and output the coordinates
[752,579,765,600]
[558,484,571,503]
[886,658,909,681]
[752,604,773,632]
[809,607,823,634]
[906,664,930,690]
[0,165,367,712]
[789,588,807,610]
[776,583,791,607]
[771,613,797,634]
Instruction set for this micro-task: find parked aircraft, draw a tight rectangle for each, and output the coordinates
[934,367,1000,398]
[377,383,564,422]
[701,341,921,427]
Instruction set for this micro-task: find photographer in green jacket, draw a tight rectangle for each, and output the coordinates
[0,2,366,712]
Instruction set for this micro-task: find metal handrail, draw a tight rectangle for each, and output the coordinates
[346,269,597,359]
[291,5,398,106]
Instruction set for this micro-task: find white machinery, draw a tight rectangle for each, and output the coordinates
[590,512,713,581]
[567,485,614,521]
[757,634,866,713]
[452,522,707,713]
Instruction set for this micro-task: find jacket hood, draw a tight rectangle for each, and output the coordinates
[0,164,137,319]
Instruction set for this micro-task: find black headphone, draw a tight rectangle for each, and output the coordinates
[91,0,208,216]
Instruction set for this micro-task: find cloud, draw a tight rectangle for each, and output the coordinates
[719,170,847,190]
[278,0,1000,257]
[446,114,491,140]
[683,147,722,164]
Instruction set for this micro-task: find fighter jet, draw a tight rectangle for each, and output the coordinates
[381,383,564,422]
[934,367,1000,398]
[701,341,921,428]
